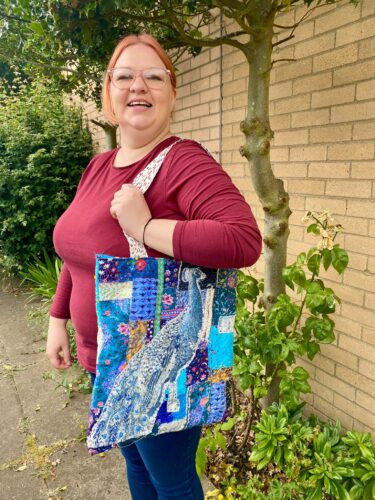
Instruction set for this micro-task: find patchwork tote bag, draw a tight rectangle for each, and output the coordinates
[87,139,237,454]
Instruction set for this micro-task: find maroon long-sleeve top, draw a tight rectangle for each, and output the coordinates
[50,136,262,372]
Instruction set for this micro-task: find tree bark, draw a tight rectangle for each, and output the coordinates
[239,3,292,407]
[91,119,118,150]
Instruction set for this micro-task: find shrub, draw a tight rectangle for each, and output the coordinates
[0,77,94,274]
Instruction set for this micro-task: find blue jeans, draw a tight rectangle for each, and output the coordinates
[89,372,204,500]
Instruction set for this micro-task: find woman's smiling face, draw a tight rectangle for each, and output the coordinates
[110,43,176,138]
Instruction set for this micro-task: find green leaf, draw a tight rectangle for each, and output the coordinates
[332,246,349,274]
[322,249,333,270]
[29,21,45,35]
[307,223,321,235]
[308,253,321,275]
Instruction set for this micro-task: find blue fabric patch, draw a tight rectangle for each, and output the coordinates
[208,326,234,369]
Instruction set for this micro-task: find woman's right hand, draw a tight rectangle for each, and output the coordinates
[46,317,72,369]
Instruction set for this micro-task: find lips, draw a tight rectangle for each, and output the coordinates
[127,100,152,107]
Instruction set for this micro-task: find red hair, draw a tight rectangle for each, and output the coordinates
[102,34,176,125]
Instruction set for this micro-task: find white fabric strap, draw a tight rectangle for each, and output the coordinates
[124,139,213,259]
[125,139,184,258]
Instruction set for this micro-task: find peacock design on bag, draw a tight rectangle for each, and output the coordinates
[87,267,206,449]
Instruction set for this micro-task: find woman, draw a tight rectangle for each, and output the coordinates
[48,33,262,500]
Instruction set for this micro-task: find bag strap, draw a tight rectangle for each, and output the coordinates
[125,138,185,258]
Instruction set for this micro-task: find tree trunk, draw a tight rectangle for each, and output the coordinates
[239,4,292,408]
[91,119,118,150]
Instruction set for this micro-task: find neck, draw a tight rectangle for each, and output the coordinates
[117,126,172,166]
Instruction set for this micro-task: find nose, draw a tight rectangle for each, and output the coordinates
[129,73,148,93]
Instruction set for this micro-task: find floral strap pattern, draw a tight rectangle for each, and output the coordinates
[124,139,212,259]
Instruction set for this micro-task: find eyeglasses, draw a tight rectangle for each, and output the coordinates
[107,67,172,90]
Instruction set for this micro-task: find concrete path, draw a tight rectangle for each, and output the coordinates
[0,284,212,500]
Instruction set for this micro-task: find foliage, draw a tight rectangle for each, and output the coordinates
[0,77,94,274]
[234,211,346,410]
[199,214,374,498]
[21,250,62,302]
[0,1,360,107]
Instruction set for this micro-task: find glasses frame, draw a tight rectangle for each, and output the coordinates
[107,67,172,90]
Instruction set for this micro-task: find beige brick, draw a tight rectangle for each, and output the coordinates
[233,64,248,80]
[273,163,308,178]
[275,20,314,48]
[209,73,220,88]
[334,393,375,429]
[313,45,358,73]
[222,78,247,97]
[190,103,210,118]
[362,0,375,16]
[359,37,375,60]
[199,113,220,128]
[326,179,372,198]
[341,303,375,330]
[345,234,375,257]
[312,85,355,109]
[334,315,362,340]
[182,117,199,132]
[270,81,293,101]
[210,45,221,61]
[369,257,375,273]
[270,114,291,131]
[223,165,245,178]
[316,368,356,400]
[362,328,375,345]
[287,179,325,194]
[295,32,335,59]
[321,343,358,369]
[344,269,375,293]
[290,145,327,162]
[191,128,210,141]
[311,124,353,144]
[222,109,241,125]
[315,3,361,34]
[291,109,330,128]
[353,121,375,141]
[347,200,375,218]
[307,197,346,215]
[274,94,311,115]
[270,147,289,162]
[331,101,375,123]
[209,101,220,115]
[310,379,334,403]
[359,359,375,381]
[369,221,375,237]
[336,17,375,47]
[339,334,375,364]
[334,59,375,86]
[174,108,190,121]
[334,214,368,236]
[355,390,375,413]
[356,79,375,101]
[325,405,354,431]
[191,77,210,94]
[222,69,233,83]
[209,127,220,140]
[315,353,336,375]
[326,279,364,306]
[308,162,350,178]
[327,143,374,161]
[289,195,305,210]
[273,129,308,146]
[198,88,220,103]
[177,83,191,99]
[293,72,332,95]
[182,67,200,85]
[232,92,248,109]
[275,58,312,83]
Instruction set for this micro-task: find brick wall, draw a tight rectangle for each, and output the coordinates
[86,0,375,433]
